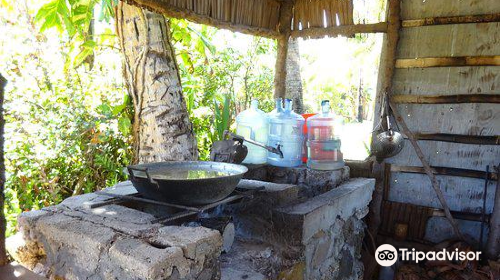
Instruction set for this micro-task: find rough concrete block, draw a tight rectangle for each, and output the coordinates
[108,237,188,279]
[153,226,222,261]
[236,179,302,205]
[274,178,375,245]
[18,210,52,239]
[60,193,107,210]
[34,213,118,277]
[90,204,157,224]
[244,165,350,196]
[304,167,350,195]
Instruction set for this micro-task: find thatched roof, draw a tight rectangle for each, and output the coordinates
[124,0,364,38]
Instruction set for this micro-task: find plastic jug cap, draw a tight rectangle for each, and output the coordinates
[284,99,293,112]
[251,99,259,110]
[321,100,330,114]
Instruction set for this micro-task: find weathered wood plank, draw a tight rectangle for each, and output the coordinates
[393,67,500,96]
[393,103,500,136]
[386,141,500,170]
[401,0,500,20]
[392,94,500,104]
[414,133,500,145]
[396,56,500,68]
[397,23,500,59]
[391,164,498,180]
[402,13,500,27]
[388,172,496,214]
[425,216,484,244]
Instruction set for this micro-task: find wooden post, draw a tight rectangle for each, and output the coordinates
[0,73,7,266]
[273,1,293,99]
[367,0,400,240]
[486,165,500,259]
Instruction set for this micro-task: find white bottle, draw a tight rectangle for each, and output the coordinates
[235,100,269,164]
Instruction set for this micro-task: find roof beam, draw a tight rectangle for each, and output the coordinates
[290,22,388,39]
[402,13,500,28]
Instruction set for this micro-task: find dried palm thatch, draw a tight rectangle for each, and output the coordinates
[292,0,354,31]
[124,0,358,38]
[125,0,282,37]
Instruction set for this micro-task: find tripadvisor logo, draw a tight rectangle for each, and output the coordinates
[375,244,398,267]
[375,244,481,267]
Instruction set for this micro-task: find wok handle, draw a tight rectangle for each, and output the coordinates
[127,166,159,187]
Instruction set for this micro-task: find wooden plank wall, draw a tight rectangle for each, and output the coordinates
[384,0,500,243]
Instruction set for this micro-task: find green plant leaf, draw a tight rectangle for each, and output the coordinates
[118,117,131,136]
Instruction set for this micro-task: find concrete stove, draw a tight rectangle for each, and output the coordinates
[11,166,374,280]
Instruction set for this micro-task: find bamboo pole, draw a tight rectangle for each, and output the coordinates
[290,22,388,39]
[402,13,500,28]
[389,101,464,240]
[273,1,293,99]
[486,165,500,259]
[395,56,500,68]
[391,94,500,104]
[0,73,6,266]
[391,164,498,181]
[414,133,500,145]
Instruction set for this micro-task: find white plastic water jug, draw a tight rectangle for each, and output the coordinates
[235,100,269,164]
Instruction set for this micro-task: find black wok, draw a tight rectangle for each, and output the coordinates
[127,161,248,206]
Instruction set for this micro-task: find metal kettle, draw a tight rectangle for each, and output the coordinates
[372,95,405,162]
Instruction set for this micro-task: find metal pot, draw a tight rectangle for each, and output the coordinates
[127,161,248,206]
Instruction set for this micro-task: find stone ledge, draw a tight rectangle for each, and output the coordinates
[273,178,375,245]
[244,165,350,196]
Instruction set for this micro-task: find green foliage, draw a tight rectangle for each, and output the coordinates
[1,1,131,236]
[213,94,232,142]
[2,0,274,236]
[34,0,116,67]
[170,19,276,160]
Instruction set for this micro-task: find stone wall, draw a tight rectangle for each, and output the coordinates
[15,184,223,280]
[11,168,374,280]
[226,176,375,280]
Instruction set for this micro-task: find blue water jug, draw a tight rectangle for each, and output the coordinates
[236,100,269,164]
[267,99,305,167]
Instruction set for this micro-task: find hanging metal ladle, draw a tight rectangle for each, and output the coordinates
[371,94,405,162]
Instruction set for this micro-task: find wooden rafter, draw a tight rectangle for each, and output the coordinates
[391,94,500,104]
[290,22,388,39]
[414,133,500,146]
[391,164,498,181]
[402,13,500,28]
[395,56,500,68]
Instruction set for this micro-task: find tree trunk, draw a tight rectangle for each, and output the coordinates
[0,74,7,266]
[116,2,197,163]
[285,37,304,114]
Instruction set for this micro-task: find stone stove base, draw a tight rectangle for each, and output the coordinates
[12,166,374,280]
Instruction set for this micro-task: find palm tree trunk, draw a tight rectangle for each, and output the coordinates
[285,37,304,114]
[116,2,197,163]
[0,74,7,266]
